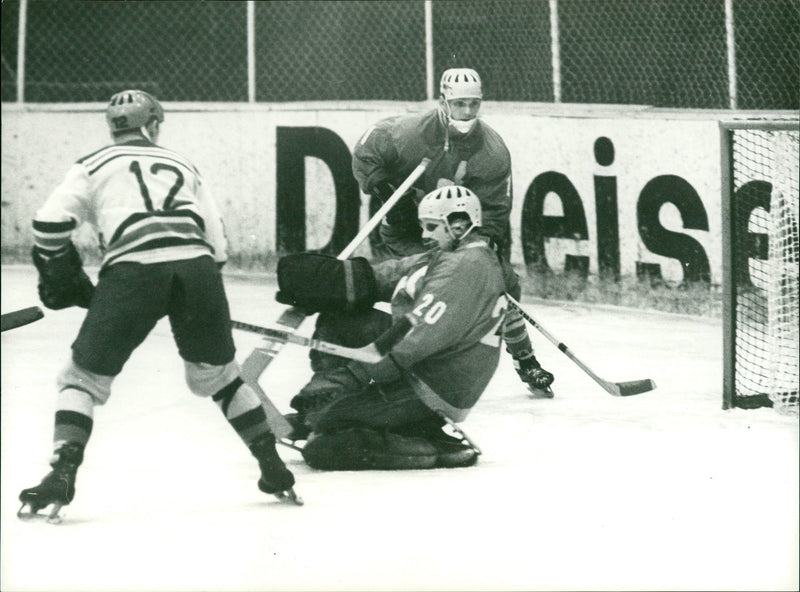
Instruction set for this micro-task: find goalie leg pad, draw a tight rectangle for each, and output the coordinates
[301,427,438,471]
[276,253,377,313]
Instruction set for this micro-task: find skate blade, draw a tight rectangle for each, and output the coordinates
[278,438,305,452]
[274,488,304,506]
[17,502,64,524]
[528,386,554,399]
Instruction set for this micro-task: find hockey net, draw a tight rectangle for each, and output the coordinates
[722,122,799,415]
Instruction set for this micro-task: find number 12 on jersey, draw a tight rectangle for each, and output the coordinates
[129,160,184,211]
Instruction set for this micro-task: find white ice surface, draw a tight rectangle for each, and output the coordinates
[2,265,797,592]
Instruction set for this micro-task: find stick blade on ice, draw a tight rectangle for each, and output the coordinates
[612,379,657,397]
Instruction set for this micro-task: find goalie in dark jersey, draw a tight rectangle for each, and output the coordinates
[276,186,507,470]
[352,68,554,397]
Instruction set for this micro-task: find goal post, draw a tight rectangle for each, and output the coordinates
[721,120,799,414]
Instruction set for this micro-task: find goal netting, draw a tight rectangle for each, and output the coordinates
[722,122,799,415]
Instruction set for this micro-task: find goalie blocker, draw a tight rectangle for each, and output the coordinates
[275,253,378,313]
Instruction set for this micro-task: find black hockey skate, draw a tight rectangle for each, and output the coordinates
[395,419,480,469]
[18,441,84,524]
[428,428,479,468]
[249,434,303,506]
[515,356,555,398]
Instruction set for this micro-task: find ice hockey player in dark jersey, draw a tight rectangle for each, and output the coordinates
[18,90,296,523]
[352,68,554,397]
[279,186,507,470]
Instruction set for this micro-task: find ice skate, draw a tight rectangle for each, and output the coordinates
[249,433,303,505]
[394,421,479,469]
[18,442,84,524]
[515,356,555,398]
[428,428,479,468]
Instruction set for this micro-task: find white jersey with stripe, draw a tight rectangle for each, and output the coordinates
[33,139,227,268]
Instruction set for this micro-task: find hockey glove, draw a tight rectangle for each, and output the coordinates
[371,181,425,226]
[32,243,95,310]
[289,356,403,414]
[276,253,377,313]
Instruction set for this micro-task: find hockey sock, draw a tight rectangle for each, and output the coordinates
[502,306,535,362]
[212,377,273,445]
[53,387,94,447]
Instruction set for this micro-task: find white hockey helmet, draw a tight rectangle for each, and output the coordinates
[439,68,483,101]
[418,185,482,239]
[106,90,164,133]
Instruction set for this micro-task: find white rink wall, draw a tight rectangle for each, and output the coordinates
[2,102,796,283]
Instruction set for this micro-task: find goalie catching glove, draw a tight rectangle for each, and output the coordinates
[290,355,403,416]
[32,242,95,310]
[276,253,378,313]
[371,180,425,226]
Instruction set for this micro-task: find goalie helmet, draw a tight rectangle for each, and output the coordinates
[106,90,164,133]
[439,68,483,101]
[418,185,482,238]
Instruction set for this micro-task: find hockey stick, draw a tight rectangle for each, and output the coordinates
[505,294,656,397]
[233,315,414,364]
[232,320,384,363]
[1,306,44,332]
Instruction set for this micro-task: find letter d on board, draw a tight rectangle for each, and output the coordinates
[275,127,360,255]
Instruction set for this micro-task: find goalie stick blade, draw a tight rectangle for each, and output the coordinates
[610,379,657,397]
[1,306,44,332]
[240,348,294,440]
[278,438,305,452]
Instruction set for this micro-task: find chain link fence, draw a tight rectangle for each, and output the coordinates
[1,0,798,108]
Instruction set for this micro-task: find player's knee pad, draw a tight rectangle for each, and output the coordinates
[56,387,96,417]
[57,359,114,405]
[184,360,240,397]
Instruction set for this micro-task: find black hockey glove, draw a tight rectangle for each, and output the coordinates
[32,243,95,310]
[275,253,377,313]
[371,181,425,226]
[289,356,403,415]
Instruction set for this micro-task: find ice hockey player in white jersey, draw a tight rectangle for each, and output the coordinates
[277,185,507,470]
[18,90,296,522]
